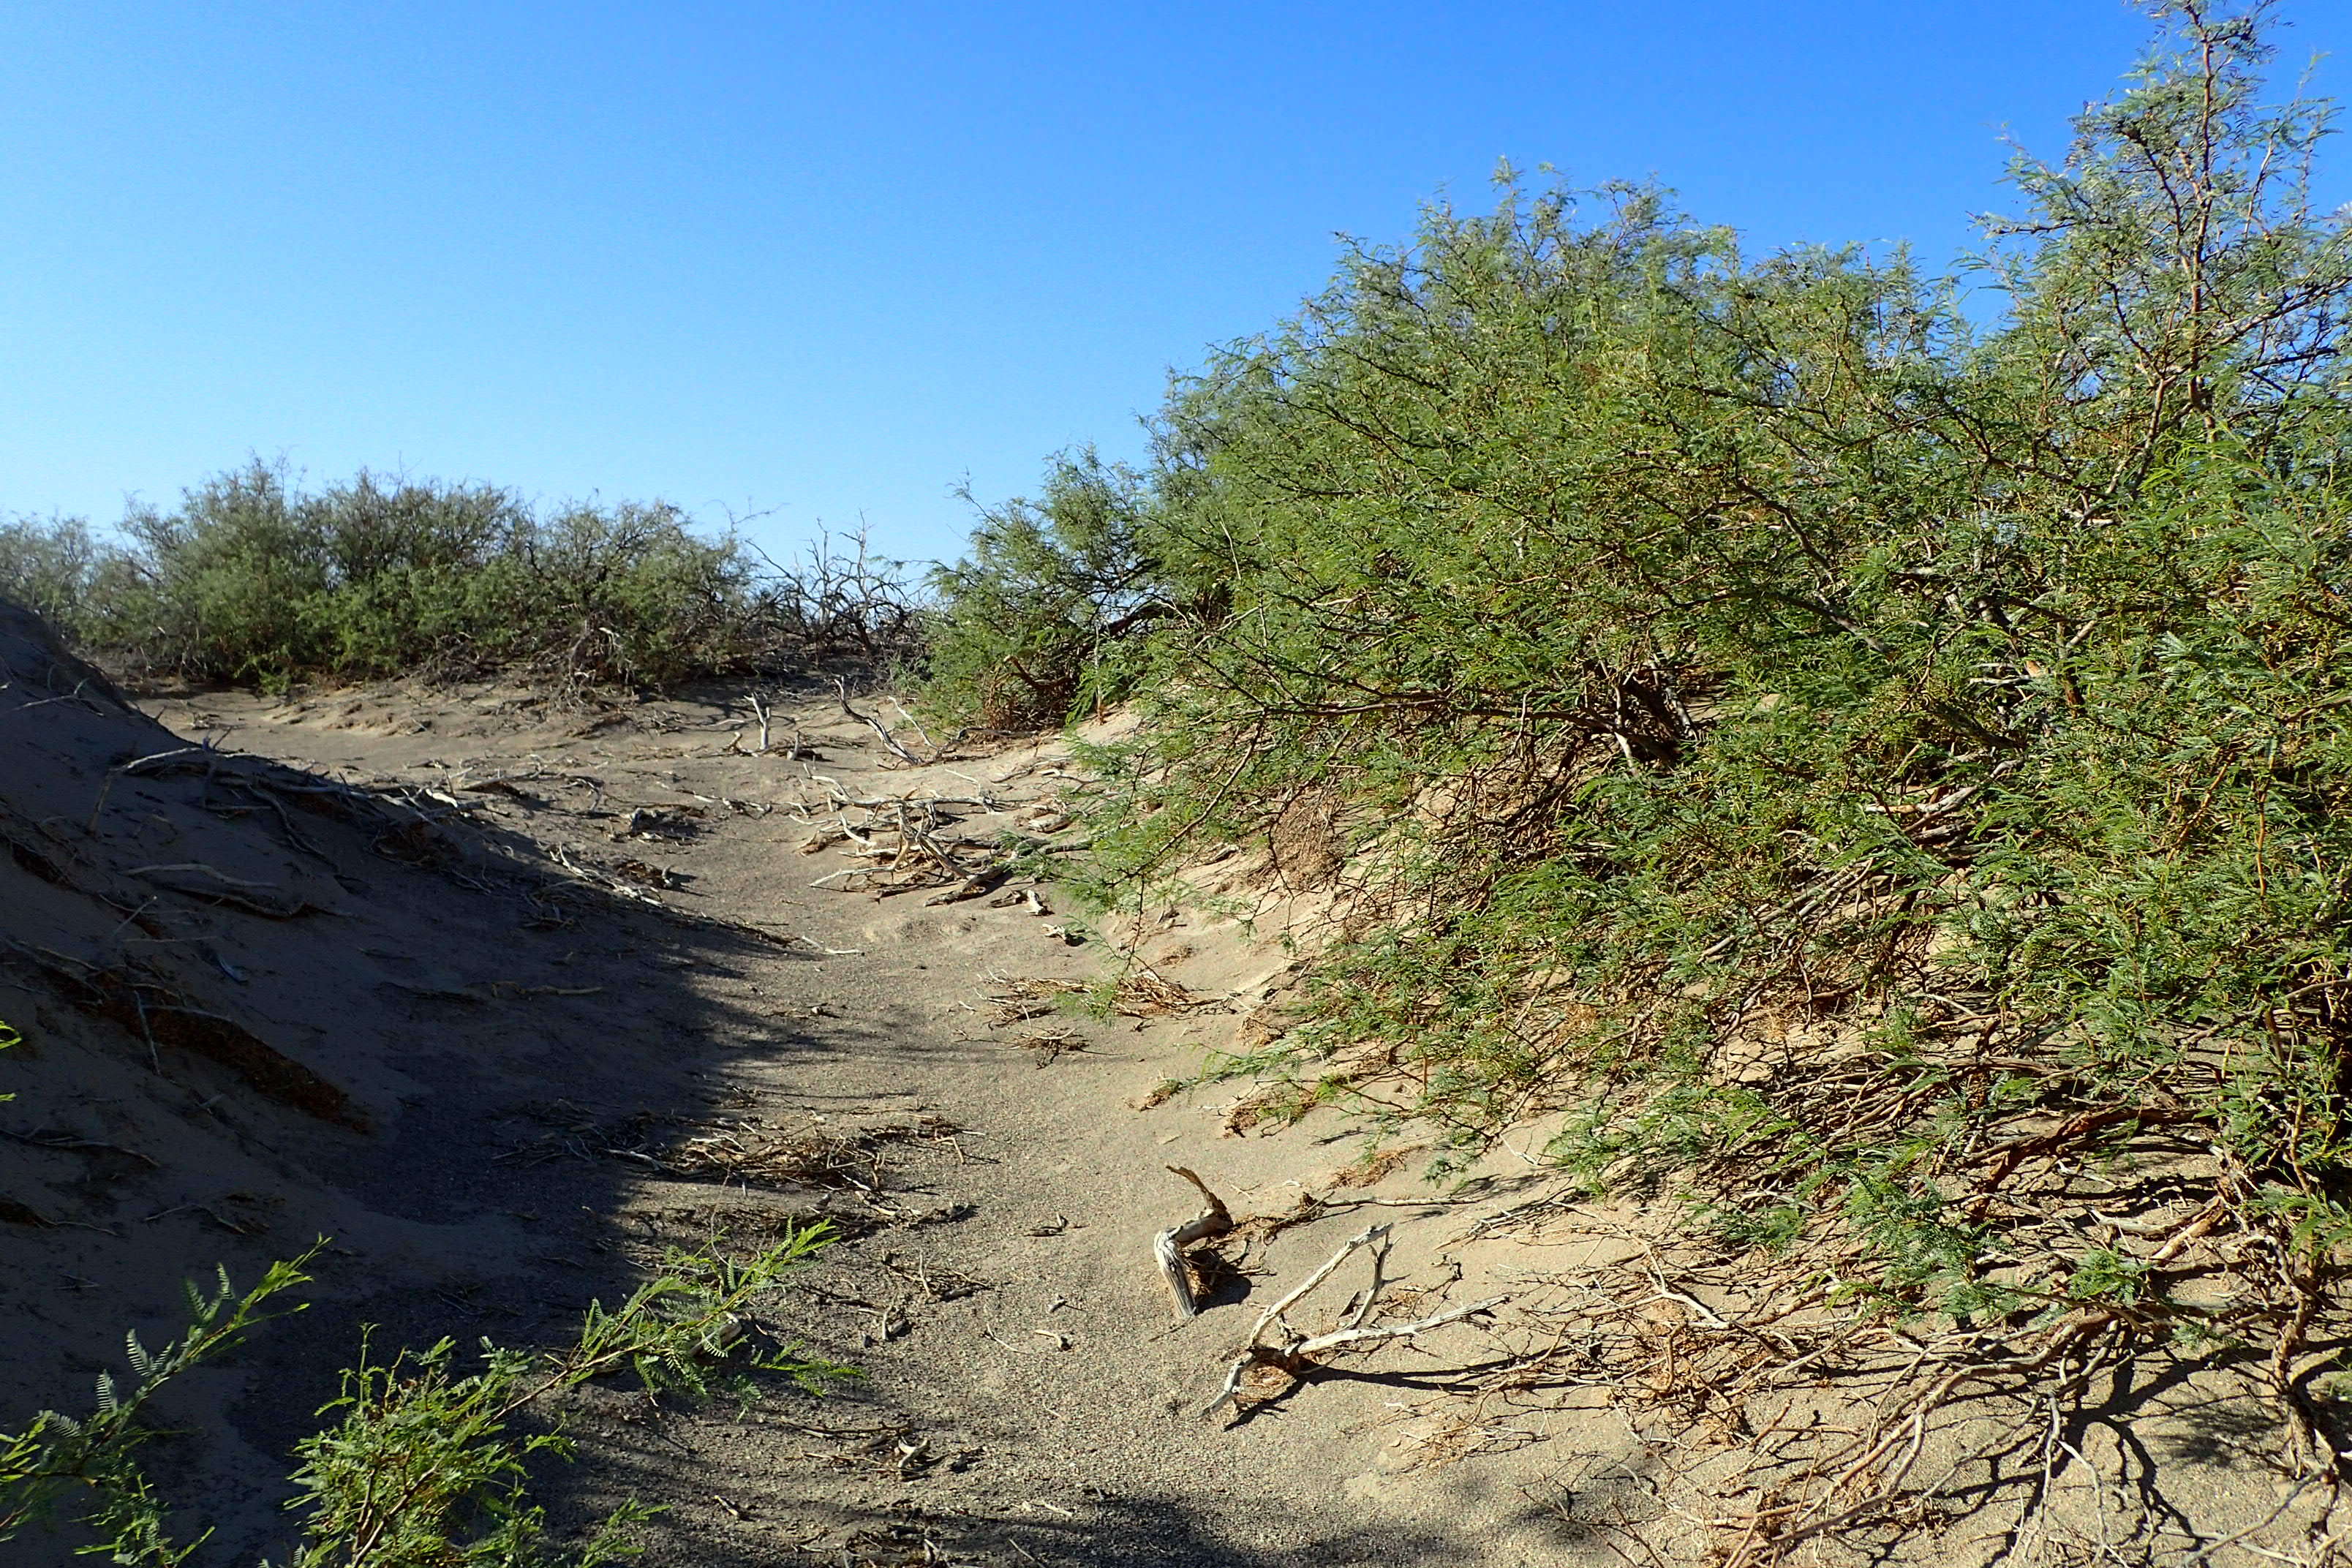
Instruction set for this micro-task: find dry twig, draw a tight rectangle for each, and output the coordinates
[1204,1221,1505,1418]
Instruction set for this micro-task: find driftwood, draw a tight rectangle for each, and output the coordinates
[924,868,1006,906]
[1155,1166,1234,1318]
[835,679,926,766]
[1205,1221,1505,1418]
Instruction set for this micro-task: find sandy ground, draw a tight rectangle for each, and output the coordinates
[1,605,2329,1567]
[0,617,1610,1567]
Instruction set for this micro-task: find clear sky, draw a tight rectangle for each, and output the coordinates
[1,2,2345,566]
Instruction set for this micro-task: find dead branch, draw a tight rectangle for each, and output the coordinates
[925,870,1006,906]
[126,862,277,891]
[1246,1223,1392,1348]
[1205,1220,1505,1417]
[836,679,926,766]
[1156,1166,1234,1318]
[1292,1296,1509,1360]
[792,791,1006,815]
[125,862,321,919]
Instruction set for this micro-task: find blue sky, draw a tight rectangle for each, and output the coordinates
[1,2,2344,565]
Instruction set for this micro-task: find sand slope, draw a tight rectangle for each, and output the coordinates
[2,600,2321,1566]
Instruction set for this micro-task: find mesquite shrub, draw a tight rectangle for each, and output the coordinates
[925,1,2352,1305]
[0,464,917,690]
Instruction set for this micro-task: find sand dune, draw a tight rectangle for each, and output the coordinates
[1,598,1591,1566]
[1,595,2315,1567]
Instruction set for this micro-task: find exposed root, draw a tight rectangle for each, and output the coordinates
[9,942,366,1128]
[1409,1198,2352,1564]
[1205,1221,1506,1420]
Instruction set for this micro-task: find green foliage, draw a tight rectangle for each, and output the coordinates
[0,516,118,638]
[2,464,919,692]
[279,1228,841,1568]
[2065,1248,2155,1305]
[925,2,2352,1313]
[0,1248,319,1561]
[0,1229,841,1567]
[919,449,1179,730]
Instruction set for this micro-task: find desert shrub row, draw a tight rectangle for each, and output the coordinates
[0,465,919,690]
[923,2,2352,1311]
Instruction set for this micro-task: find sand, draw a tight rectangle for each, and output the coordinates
[0,599,2324,1566]
[0,611,1603,1567]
